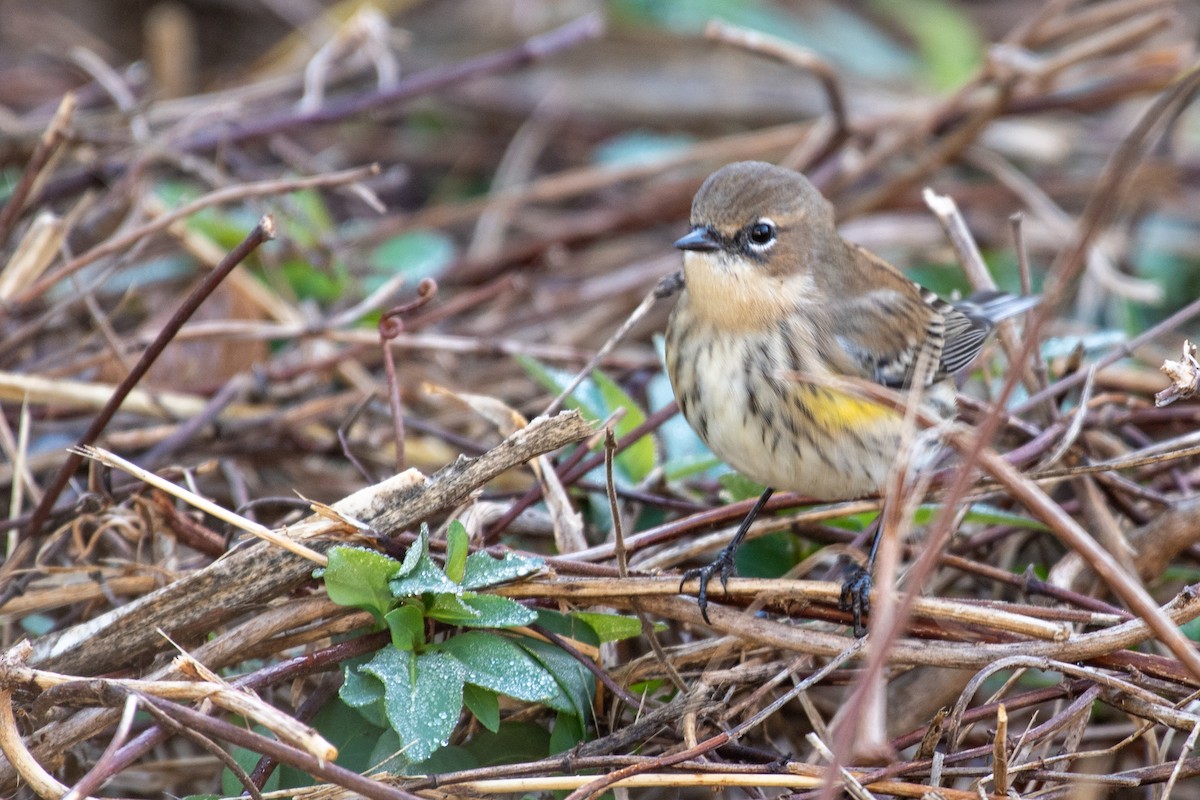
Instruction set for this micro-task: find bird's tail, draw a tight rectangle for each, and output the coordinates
[955,290,1040,324]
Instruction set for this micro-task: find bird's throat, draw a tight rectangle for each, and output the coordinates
[681,253,803,332]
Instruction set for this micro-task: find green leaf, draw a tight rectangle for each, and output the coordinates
[610,0,914,79]
[390,554,459,598]
[514,638,595,720]
[439,631,559,702]
[422,592,535,628]
[649,337,725,480]
[663,454,725,481]
[361,648,467,763]
[309,697,388,774]
[594,132,695,168]
[384,604,425,651]
[425,593,483,625]
[591,369,655,482]
[571,611,645,643]
[718,472,768,503]
[390,524,461,597]
[222,733,281,794]
[533,609,601,648]
[515,356,610,431]
[461,549,544,589]
[463,684,500,732]
[339,661,387,728]
[154,179,259,249]
[957,504,1046,531]
[320,546,404,623]
[366,728,408,773]
[289,190,333,235]
[457,594,537,628]
[871,0,983,89]
[736,530,802,579]
[628,678,668,698]
[395,524,430,578]
[18,613,55,637]
[279,258,348,303]
[367,230,455,289]
[462,722,552,767]
[815,509,875,533]
[406,744,477,776]
[549,710,586,754]
[445,521,470,584]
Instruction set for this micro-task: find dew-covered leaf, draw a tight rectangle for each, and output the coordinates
[361,647,467,764]
[320,546,403,622]
[461,549,544,589]
[440,631,559,703]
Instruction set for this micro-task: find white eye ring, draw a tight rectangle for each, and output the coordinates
[747,218,777,252]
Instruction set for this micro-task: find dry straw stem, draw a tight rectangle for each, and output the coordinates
[395,121,814,236]
[833,0,1182,217]
[1156,339,1200,407]
[0,370,270,419]
[993,705,1012,794]
[0,684,74,799]
[26,410,590,676]
[0,211,65,302]
[3,1,1199,794]
[568,496,882,563]
[494,576,1069,641]
[166,322,640,368]
[946,655,1200,744]
[456,771,986,798]
[0,646,337,762]
[0,575,158,617]
[621,588,1200,673]
[0,597,367,794]
[0,92,74,248]
[73,445,329,565]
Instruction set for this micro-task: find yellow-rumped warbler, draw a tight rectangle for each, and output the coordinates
[664,161,1037,631]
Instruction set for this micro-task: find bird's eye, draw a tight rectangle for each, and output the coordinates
[748,221,776,247]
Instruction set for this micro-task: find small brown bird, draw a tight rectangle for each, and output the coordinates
[664,161,1036,631]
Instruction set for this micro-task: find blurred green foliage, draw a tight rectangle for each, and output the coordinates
[871,0,984,89]
[610,0,986,87]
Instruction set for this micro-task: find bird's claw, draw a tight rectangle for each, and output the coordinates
[838,560,872,637]
[680,545,738,625]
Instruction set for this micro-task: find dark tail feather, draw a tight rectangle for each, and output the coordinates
[956,290,1040,324]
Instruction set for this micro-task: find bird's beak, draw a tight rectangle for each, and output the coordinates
[674,226,720,252]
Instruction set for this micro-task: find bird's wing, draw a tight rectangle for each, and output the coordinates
[826,245,946,388]
[829,245,1027,387]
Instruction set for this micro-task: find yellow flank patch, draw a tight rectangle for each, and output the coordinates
[800,386,896,431]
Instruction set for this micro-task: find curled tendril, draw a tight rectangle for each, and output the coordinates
[378,277,438,473]
[378,278,438,339]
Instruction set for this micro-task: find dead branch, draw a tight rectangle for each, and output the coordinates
[28,410,590,675]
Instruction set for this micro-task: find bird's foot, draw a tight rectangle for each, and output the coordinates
[680,544,738,625]
[838,557,872,637]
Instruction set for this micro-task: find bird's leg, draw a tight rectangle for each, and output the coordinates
[838,516,881,637]
[681,487,775,624]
